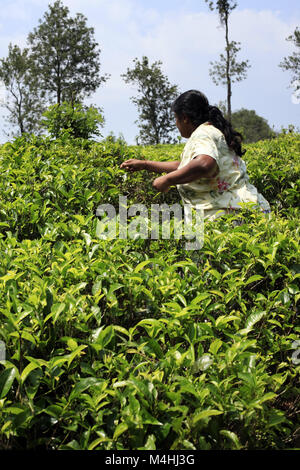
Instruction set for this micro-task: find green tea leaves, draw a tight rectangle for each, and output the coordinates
[0,368,17,398]
[0,132,298,450]
[90,326,114,349]
[193,409,223,424]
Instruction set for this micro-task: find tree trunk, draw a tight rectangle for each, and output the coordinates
[225,12,232,122]
[19,114,24,134]
[17,83,24,134]
[57,60,61,105]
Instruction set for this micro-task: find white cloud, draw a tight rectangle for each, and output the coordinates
[230,9,298,54]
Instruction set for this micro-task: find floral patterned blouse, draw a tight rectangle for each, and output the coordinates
[176,122,271,220]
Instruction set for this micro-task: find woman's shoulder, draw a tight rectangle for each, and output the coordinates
[189,122,236,157]
[192,122,224,140]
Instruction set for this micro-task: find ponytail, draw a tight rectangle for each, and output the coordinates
[207,105,245,157]
[172,90,245,157]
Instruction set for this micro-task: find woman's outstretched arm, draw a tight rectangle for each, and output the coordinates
[120,159,180,174]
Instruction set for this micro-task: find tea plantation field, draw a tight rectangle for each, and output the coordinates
[0,131,299,450]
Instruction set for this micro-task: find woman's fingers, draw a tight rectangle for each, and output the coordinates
[120,159,135,169]
[120,159,141,171]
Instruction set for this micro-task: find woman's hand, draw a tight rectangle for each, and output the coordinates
[120,159,145,172]
[152,175,171,193]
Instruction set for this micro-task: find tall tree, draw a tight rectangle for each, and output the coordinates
[0,43,45,136]
[279,27,300,94]
[27,0,109,105]
[122,56,179,145]
[205,0,250,121]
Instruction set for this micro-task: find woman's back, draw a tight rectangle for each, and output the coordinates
[176,122,271,220]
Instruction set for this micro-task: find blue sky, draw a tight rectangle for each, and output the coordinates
[0,0,299,143]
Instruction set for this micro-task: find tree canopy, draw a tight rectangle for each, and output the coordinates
[279,27,300,97]
[205,0,251,121]
[27,0,109,105]
[0,44,45,136]
[122,56,179,145]
[0,0,109,136]
[231,108,275,143]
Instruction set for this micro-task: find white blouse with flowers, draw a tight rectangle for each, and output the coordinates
[176,122,271,221]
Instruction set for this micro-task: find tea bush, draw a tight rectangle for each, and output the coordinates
[244,132,300,213]
[0,132,299,450]
[42,102,104,139]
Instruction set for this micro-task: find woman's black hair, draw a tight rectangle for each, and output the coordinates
[171,90,245,157]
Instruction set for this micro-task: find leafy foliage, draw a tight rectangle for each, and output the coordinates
[205,0,237,25]
[205,0,251,120]
[209,40,250,87]
[279,27,300,88]
[42,102,104,139]
[122,56,179,145]
[0,44,45,136]
[243,131,300,214]
[230,109,275,143]
[0,132,299,450]
[27,0,109,105]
